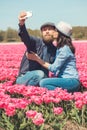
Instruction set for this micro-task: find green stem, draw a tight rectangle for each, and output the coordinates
[82,105,86,127]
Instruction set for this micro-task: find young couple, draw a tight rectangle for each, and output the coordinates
[16,11,80,92]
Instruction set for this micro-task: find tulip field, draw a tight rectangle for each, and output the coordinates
[73,40,87,88]
[0,41,87,88]
[0,41,87,130]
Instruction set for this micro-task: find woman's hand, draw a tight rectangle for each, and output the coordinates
[26,51,40,61]
[26,51,50,69]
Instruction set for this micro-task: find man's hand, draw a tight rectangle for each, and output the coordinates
[18,11,27,25]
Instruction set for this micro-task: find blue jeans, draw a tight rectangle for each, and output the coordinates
[39,78,80,92]
[16,70,45,86]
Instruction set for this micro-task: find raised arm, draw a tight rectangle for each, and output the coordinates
[18,11,37,53]
[18,11,27,26]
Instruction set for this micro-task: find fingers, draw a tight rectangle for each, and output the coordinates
[26,52,34,60]
[18,11,27,20]
[30,51,35,54]
[26,52,29,58]
[18,11,27,25]
[30,51,38,57]
[30,51,37,55]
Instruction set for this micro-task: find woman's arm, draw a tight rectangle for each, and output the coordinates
[26,46,72,75]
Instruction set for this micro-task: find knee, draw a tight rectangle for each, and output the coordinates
[16,77,22,85]
[36,70,45,79]
[39,79,46,87]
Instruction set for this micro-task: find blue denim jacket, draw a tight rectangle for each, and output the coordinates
[48,45,79,79]
[18,24,56,76]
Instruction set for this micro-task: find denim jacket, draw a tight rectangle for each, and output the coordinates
[48,45,79,79]
[18,24,56,76]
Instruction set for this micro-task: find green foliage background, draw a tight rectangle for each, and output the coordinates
[0,26,87,43]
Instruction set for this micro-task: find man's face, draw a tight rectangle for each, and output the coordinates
[41,26,56,43]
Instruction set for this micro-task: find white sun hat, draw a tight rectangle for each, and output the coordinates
[56,21,72,37]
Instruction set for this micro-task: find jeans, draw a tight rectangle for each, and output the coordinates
[39,78,80,92]
[16,70,45,86]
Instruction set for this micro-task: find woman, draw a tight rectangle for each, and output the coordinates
[26,21,80,92]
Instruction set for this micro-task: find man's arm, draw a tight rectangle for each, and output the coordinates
[18,11,34,52]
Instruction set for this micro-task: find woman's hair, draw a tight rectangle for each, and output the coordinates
[57,32,75,54]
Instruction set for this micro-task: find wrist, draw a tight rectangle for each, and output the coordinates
[19,21,25,26]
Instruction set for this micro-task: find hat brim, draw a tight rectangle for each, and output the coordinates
[40,22,56,30]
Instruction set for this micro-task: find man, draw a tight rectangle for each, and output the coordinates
[16,11,57,86]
